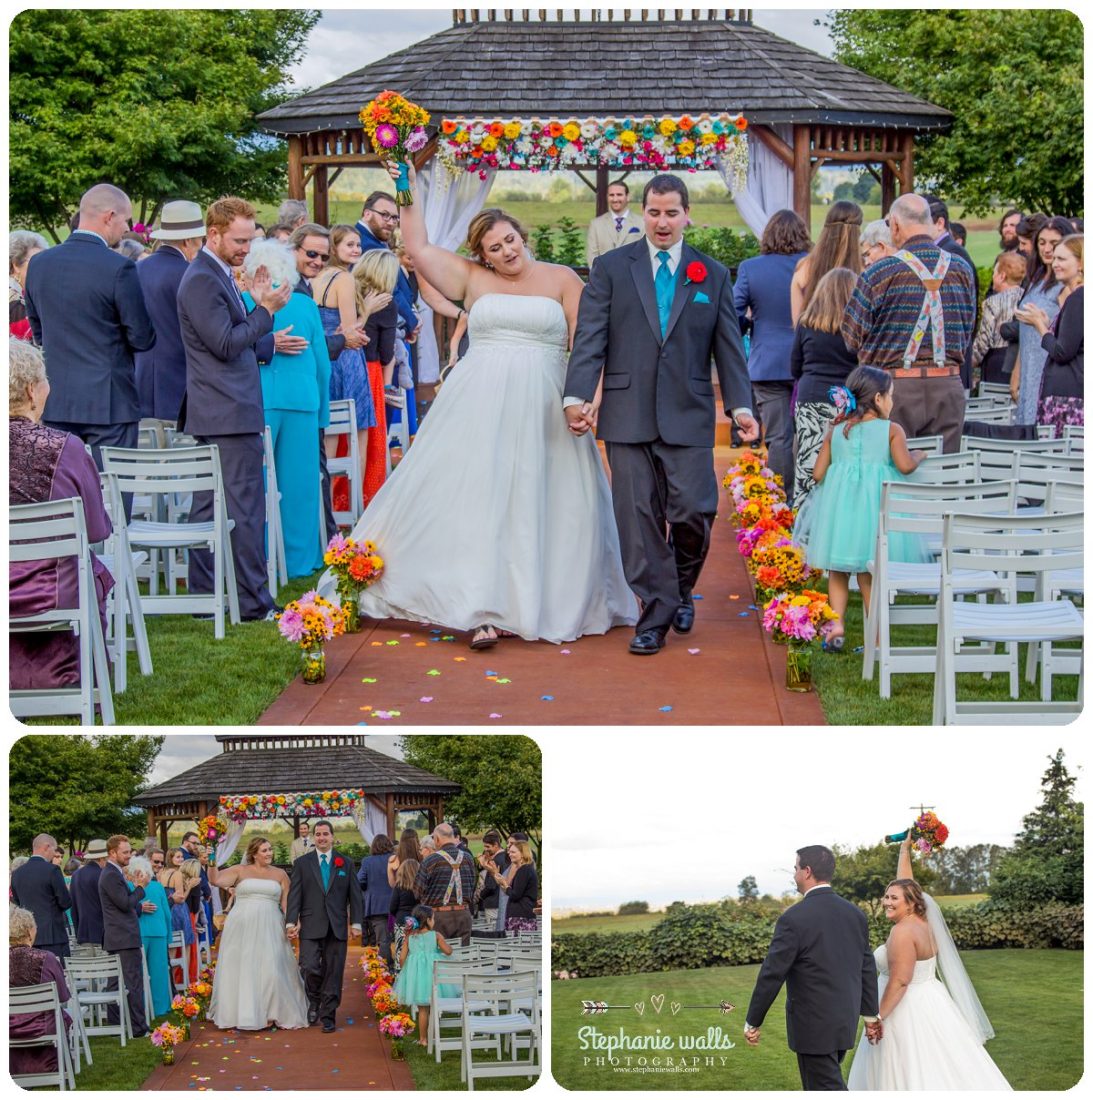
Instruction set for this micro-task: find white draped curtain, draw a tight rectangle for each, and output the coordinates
[719,126,795,238]
[213,819,246,867]
[350,799,390,845]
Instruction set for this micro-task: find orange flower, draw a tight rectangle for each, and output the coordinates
[548,121,564,138]
[489,121,504,138]
[678,115,695,130]
[441,119,457,135]
[735,115,748,131]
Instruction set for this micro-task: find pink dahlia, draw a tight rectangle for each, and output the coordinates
[405,127,428,153]
[374,123,400,149]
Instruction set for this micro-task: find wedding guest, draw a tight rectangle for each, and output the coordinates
[128,855,173,1018]
[999,208,1024,251]
[176,195,290,622]
[925,195,978,389]
[9,340,115,693]
[24,183,156,466]
[860,220,895,268]
[475,831,505,926]
[950,222,967,248]
[135,199,206,421]
[290,821,312,862]
[354,250,400,504]
[733,210,811,504]
[842,194,975,453]
[164,849,198,986]
[419,835,437,861]
[268,223,294,243]
[99,834,150,1037]
[971,251,1027,386]
[356,191,420,343]
[278,198,309,230]
[387,829,421,887]
[9,906,72,1076]
[69,838,108,947]
[9,856,29,897]
[1018,234,1083,436]
[357,835,395,961]
[9,230,47,340]
[414,823,475,946]
[790,267,860,505]
[10,833,73,959]
[486,839,539,932]
[1014,212,1047,260]
[1010,216,1071,424]
[587,180,643,265]
[114,238,147,262]
[253,223,267,240]
[388,859,420,972]
[242,237,328,576]
[791,200,862,322]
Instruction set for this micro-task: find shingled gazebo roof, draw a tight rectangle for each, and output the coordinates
[258,14,952,136]
[132,735,460,807]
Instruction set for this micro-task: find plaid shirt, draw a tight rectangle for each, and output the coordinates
[842,235,976,371]
[414,844,477,908]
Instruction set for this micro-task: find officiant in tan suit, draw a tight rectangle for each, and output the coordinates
[587,181,644,266]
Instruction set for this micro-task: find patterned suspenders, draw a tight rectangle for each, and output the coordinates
[894,249,952,369]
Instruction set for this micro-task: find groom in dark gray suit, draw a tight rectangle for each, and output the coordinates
[565,174,757,654]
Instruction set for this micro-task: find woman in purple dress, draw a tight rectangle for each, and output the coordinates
[9,906,72,1076]
[8,338,114,689]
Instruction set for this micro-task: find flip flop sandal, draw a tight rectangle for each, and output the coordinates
[469,626,499,650]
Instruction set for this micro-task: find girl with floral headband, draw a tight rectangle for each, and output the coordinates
[794,365,927,651]
[391,904,454,1045]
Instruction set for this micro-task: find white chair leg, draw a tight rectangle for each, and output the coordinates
[91,608,115,726]
[128,565,153,676]
[212,534,226,641]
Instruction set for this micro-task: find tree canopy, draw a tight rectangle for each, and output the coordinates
[9,9,319,239]
[831,841,938,917]
[9,734,164,855]
[828,8,1084,216]
[399,736,542,859]
[990,749,1083,906]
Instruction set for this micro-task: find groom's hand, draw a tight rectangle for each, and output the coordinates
[565,404,595,436]
[733,411,760,442]
[743,1025,761,1047]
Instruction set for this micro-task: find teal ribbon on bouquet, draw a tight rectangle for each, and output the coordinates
[395,162,411,196]
[885,829,910,844]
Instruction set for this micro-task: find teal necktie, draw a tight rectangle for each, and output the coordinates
[320,853,330,890]
[655,250,674,337]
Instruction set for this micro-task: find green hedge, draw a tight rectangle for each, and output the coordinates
[552,901,1083,977]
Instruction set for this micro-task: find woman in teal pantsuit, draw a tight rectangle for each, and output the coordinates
[244,240,331,577]
[129,856,174,1018]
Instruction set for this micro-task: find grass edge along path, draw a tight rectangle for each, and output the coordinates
[550,948,1082,1092]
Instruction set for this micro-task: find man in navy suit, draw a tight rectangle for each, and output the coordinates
[25,183,156,466]
[134,200,207,421]
[69,838,108,947]
[10,833,73,958]
[176,196,291,621]
[357,190,420,342]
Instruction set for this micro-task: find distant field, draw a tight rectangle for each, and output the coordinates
[552,911,666,936]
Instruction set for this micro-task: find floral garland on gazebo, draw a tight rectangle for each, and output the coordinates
[219,789,367,821]
[436,112,749,185]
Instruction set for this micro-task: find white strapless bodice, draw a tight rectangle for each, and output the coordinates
[875,943,938,984]
[467,293,568,352]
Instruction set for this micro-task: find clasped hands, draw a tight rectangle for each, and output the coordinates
[285,922,362,941]
[864,1018,884,1044]
[564,403,599,436]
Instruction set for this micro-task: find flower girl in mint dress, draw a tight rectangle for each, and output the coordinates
[794,366,927,650]
[392,905,454,1045]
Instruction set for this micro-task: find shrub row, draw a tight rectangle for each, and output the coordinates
[552,901,1083,977]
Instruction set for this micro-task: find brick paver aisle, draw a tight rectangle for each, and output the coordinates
[141,945,413,1091]
[260,444,825,727]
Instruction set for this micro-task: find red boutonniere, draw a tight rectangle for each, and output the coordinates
[685,261,707,285]
[333,856,345,868]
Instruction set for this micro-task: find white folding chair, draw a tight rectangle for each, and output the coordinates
[326,398,363,527]
[64,953,131,1046]
[10,982,76,1090]
[964,434,1070,456]
[138,418,170,449]
[977,381,1012,400]
[9,497,115,725]
[196,912,213,970]
[386,387,411,469]
[167,929,189,993]
[100,445,241,639]
[67,982,93,1074]
[98,470,153,693]
[907,450,981,486]
[429,959,498,1063]
[863,480,1017,699]
[262,426,289,597]
[933,511,1084,724]
[904,434,945,456]
[460,971,541,1090]
[1063,424,1084,454]
[963,403,1013,425]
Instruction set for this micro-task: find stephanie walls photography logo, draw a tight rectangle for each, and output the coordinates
[573,993,737,1077]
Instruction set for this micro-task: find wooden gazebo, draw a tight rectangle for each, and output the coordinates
[257,9,952,223]
[132,734,461,847]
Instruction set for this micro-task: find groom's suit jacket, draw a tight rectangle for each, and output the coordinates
[565,238,750,447]
[746,886,878,1055]
[286,848,364,940]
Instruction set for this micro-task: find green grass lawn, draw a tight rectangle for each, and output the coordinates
[552,912,667,936]
[551,949,1082,1091]
[402,1033,536,1090]
[68,1013,170,1089]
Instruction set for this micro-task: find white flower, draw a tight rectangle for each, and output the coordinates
[580,120,598,139]
[697,117,714,134]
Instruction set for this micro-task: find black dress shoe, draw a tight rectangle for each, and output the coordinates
[322,1020,336,1033]
[629,629,666,655]
[672,595,695,634]
[307,1006,319,1026]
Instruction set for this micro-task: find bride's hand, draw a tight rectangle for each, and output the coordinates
[382,158,416,189]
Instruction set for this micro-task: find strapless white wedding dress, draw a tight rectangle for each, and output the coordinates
[323,293,637,642]
[847,943,1012,1090]
[207,878,308,1030]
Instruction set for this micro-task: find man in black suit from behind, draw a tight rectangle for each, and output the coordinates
[285,819,364,1032]
[25,183,156,466]
[926,195,979,391]
[98,834,156,1037]
[176,195,291,621]
[10,833,73,959]
[745,845,880,1090]
[69,837,109,947]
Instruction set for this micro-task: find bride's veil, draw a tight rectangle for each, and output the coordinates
[924,893,995,1043]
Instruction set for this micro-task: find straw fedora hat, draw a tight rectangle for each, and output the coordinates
[150,200,206,241]
[83,838,109,859]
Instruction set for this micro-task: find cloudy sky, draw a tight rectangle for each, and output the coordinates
[548,731,1084,911]
[288,6,835,90]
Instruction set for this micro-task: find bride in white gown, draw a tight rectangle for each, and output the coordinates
[207,837,308,1030]
[847,835,1012,1090]
[317,161,637,648]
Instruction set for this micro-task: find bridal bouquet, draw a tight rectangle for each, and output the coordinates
[359,91,431,205]
[323,535,385,633]
[196,813,228,849]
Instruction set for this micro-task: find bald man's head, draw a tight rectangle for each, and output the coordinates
[78,183,133,246]
[433,822,455,845]
[888,194,932,248]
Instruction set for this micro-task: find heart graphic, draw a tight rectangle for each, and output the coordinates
[650,994,665,1015]
[633,1001,645,1016]
[670,1002,682,1015]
